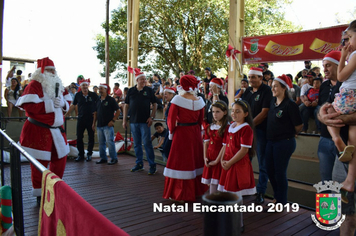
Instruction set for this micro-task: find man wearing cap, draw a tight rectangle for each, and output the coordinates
[203,67,217,99]
[242,67,273,204]
[123,67,157,175]
[16,57,72,203]
[259,63,269,73]
[318,49,356,235]
[93,84,120,165]
[66,79,99,162]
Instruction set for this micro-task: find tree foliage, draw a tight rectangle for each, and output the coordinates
[94,0,300,79]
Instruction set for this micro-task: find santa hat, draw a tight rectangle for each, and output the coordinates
[209,78,224,89]
[248,67,263,76]
[79,78,91,86]
[323,51,341,65]
[164,86,177,94]
[99,83,111,94]
[127,66,145,80]
[37,57,55,74]
[179,75,199,92]
[274,74,293,91]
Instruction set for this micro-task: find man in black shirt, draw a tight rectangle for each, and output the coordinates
[317,51,343,181]
[66,80,98,162]
[242,67,273,204]
[93,84,120,165]
[123,69,157,175]
[318,50,356,235]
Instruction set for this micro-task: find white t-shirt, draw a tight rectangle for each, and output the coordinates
[301,83,312,96]
[340,50,356,90]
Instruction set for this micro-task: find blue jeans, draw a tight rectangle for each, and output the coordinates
[97,126,117,161]
[256,128,268,194]
[318,136,337,181]
[130,123,155,167]
[300,106,320,132]
[265,138,296,204]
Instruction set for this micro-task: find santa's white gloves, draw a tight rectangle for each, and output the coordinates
[54,97,65,108]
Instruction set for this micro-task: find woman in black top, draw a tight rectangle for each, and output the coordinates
[265,74,303,204]
[204,78,229,124]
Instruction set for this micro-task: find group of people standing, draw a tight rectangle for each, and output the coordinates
[11,19,356,235]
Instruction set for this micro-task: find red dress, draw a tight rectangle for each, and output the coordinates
[201,124,229,185]
[163,95,208,201]
[218,122,256,196]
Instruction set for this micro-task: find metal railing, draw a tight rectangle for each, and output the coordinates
[0,128,47,236]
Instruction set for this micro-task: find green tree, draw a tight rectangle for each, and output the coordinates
[94,0,300,80]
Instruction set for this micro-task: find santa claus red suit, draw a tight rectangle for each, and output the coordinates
[163,75,208,202]
[16,57,72,197]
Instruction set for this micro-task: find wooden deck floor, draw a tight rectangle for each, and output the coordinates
[7,154,341,236]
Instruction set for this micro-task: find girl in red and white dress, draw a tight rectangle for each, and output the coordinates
[202,101,230,194]
[163,75,208,202]
[218,99,256,230]
[218,99,255,195]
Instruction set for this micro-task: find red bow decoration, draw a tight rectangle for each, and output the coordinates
[127,66,142,76]
[226,44,241,60]
[226,45,241,71]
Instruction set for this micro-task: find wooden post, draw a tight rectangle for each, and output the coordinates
[228,0,244,106]
[127,0,140,87]
[105,0,110,85]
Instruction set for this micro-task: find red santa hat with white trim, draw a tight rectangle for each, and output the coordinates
[37,57,55,74]
[79,78,91,86]
[274,74,294,91]
[99,83,111,94]
[179,75,199,92]
[323,51,341,65]
[164,86,177,94]
[248,67,263,76]
[209,78,224,89]
[127,66,145,80]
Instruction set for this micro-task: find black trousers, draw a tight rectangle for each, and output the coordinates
[77,119,94,157]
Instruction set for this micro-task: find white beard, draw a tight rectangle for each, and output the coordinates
[31,68,64,99]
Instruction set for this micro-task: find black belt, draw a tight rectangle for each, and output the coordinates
[177,122,198,126]
[28,117,65,133]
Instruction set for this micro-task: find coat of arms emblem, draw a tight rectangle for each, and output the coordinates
[248,39,259,55]
[311,181,346,230]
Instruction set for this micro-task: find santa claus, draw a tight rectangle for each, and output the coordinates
[16,57,72,203]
